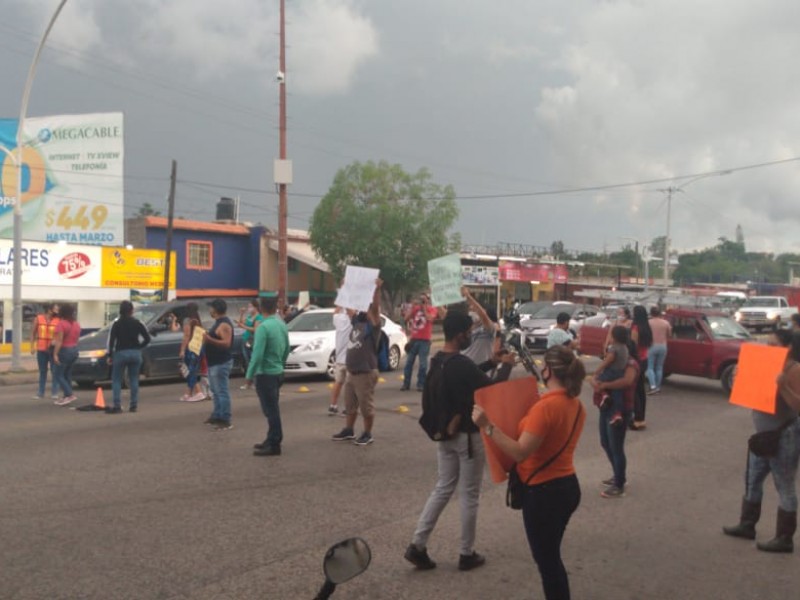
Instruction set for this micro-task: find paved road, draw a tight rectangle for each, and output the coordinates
[1,364,798,599]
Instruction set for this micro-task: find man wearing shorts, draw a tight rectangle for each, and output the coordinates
[329,305,354,415]
[332,279,383,446]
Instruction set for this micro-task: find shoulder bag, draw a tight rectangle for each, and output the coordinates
[506,404,583,510]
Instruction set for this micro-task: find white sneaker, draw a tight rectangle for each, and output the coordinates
[186,392,206,402]
[54,396,76,406]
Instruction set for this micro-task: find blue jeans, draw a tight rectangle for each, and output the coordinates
[36,349,56,397]
[112,349,143,410]
[53,347,78,397]
[208,359,233,422]
[646,344,668,390]
[255,374,284,447]
[184,351,201,391]
[599,406,627,488]
[522,474,581,600]
[745,425,800,511]
[242,341,253,370]
[403,339,431,389]
[596,367,624,415]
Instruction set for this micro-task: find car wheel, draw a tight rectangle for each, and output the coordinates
[721,363,737,394]
[326,352,337,380]
[388,345,401,371]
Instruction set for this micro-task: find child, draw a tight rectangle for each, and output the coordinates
[593,325,630,426]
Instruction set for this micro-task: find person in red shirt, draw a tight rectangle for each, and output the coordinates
[402,293,444,391]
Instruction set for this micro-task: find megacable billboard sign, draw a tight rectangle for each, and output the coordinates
[0,112,124,246]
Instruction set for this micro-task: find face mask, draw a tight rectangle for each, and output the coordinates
[248,306,257,315]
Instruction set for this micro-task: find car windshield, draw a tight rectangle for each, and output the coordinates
[533,304,576,319]
[287,312,334,332]
[705,315,752,340]
[743,298,778,307]
[517,302,548,316]
[134,306,169,326]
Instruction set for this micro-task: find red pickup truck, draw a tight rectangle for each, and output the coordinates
[579,309,752,393]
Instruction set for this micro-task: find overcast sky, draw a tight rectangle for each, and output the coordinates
[2,0,800,256]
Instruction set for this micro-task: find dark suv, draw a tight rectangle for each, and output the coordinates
[72,299,249,388]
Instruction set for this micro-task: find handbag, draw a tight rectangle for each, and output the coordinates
[506,405,583,510]
[748,418,796,457]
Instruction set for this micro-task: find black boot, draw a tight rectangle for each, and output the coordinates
[723,499,761,540]
[757,508,796,553]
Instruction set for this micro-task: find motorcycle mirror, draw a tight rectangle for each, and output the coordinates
[323,538,371,585]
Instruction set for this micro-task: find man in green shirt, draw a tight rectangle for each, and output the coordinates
[246,296,290,456]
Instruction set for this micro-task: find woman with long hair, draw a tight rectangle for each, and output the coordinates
[178,302,206,402]
[107,301,151,413]
[472,346,586,600]
[52,304,81,406]
[629,305,653,430]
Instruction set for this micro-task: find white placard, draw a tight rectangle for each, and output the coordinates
[428,253,464,306]
[298,290,310,308]
[334,265,380,312]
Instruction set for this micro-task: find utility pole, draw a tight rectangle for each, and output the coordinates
[161,160,176,302]
[277,0,289,307]
[663,187,673,289]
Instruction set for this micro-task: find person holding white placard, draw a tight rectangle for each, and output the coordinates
[332,279,384,446]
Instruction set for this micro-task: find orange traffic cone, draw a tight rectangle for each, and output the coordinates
[94,387,106,409]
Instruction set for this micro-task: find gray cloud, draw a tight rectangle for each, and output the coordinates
[3,0,800,256]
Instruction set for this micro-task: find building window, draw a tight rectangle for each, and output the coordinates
[187,240,213,270]
[288,257,299,273]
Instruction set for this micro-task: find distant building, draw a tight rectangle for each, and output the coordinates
[124,217,336,304]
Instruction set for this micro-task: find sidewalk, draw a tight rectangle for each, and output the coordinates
[0,354,40,386]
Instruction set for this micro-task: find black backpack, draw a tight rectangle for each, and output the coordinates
[419,352,462,441]
[365,323,391,372]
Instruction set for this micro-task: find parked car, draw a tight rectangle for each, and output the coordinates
[579,309,752,393]
[285,309,407,379]
[734,296,798,331]
[72,299,251,388]
[520,302,606,351]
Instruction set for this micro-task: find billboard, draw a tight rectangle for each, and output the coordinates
[0,239,101,287]
[101,247,175,290]
[0,112,124,245]
[498,262,569,283]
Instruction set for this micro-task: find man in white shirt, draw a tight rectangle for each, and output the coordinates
[329,306,354,415]
[547,312,578,350]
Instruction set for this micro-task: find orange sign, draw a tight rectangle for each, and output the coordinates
[475,377,540,483]
[729,343,788,415]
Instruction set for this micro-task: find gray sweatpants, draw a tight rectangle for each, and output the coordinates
[412,432,485,556]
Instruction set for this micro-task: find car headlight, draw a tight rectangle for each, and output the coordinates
[734,312,742,321]
[297,338,326,353]
[79,349,107,359]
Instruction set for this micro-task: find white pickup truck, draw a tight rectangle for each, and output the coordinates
[734,296,798,331]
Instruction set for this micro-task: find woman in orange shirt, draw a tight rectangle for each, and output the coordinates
[473,346,586,600]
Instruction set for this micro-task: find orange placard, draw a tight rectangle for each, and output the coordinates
[729,343,788,414]
[474,376,540,483]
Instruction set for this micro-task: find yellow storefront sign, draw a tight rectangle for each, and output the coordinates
[101,248,176,289]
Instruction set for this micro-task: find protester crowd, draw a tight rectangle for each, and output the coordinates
[27,282,800,600]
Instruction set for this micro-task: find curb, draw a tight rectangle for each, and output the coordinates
[0,371,40,386]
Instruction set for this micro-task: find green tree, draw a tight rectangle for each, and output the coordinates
[309,161,459,309]
[550,240,565,259]
[649,236,666,259]
[136,202,161,217]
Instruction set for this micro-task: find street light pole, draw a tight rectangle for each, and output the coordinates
[277,0,288,307]
[11,0,69,371]
[658,170,732,291]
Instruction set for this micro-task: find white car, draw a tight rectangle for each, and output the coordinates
[284,308,408,379]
